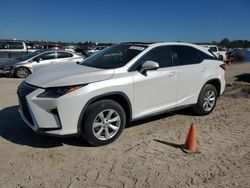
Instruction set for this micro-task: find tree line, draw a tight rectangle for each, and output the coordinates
[197,38,250,48]
[28,38,250,49]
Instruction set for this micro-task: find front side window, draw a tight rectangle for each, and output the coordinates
[57,52,73,59]
[8,42,24,49]
[80,44,147,69]
[171,46,202,65]
[130,46,173,71]
[37,52,56,61]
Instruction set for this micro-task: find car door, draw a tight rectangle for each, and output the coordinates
[32,52,56,72]
[131,46,178,118]
[171,45,206,106]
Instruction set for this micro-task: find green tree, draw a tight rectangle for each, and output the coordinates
[220,38,230,47]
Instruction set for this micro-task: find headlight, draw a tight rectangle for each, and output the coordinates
[37,85,87,98]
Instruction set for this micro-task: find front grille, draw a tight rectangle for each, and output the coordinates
[17,82,38,125]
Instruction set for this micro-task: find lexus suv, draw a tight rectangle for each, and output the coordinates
[17,42,226,146]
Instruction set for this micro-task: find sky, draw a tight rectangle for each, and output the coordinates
[0,0,249,43]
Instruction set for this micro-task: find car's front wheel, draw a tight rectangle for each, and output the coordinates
[15,67,30,78]
[193,84,218,115]
[81,100,126,146]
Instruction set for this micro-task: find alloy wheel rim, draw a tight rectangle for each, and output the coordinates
[92,109,121,140]
[203,90,216,111]
[17,68,28,77]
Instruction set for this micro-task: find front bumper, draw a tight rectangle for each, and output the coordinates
[17,82,87,136]
[0,67,14,75]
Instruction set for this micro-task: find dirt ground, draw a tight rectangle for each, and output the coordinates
[0,63,250,188]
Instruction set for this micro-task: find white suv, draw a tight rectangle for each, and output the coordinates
[17,42,226,146]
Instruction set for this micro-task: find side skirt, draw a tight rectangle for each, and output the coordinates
[131,104,195,122]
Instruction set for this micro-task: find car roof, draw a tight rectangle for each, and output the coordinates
[36,49,74,53]
[122,42,156,45]
[121,41,213,56]
[122,41,208,47]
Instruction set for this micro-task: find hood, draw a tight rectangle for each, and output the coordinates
[0,58,24,68]
[25,63,114,88]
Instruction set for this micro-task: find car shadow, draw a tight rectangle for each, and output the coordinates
[0,106,90,148]
[235,73,250,83]
[0,106,195,148]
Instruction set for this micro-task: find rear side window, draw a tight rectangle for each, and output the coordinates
[131,46,173,71]
[57,52,73,58]
[37,52,56,61]
[171,46,204,65]
[8,42,24,49]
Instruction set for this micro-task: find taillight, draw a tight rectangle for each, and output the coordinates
[220,64,227,70]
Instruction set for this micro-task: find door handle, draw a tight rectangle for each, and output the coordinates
[168,72,176,77]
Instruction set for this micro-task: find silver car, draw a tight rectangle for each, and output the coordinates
[0,49,84,78]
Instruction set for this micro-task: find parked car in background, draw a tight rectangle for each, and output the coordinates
[25,42,39,53]
[203,45,227,61]
[228,48,250,62]
[87,46,107,56]
[0,40,28,62]
[65,45,76,53]
[75,47,89,58]
[42,44,64,50]
[17,42,226,146]
[0,49,83,78]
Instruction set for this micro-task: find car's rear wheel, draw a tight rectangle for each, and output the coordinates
[81,100,126,146]
[193,84,218,115]
[15,67,30,78]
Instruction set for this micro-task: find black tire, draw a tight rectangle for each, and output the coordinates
[193,84,218,116]
[15,67,30,78]
[5,72,13,78]
[81,100,126,146]
[219,55,223,61]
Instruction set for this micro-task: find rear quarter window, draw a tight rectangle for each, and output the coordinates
[171,46,202,65]
[171,45,216,66]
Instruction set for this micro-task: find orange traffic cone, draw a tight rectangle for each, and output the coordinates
[183,123,199,154]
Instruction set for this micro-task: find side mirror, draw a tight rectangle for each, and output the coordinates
[139,60,159,74]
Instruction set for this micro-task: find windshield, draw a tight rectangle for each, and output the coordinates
[80,44,147,69]
[17,50,44,61]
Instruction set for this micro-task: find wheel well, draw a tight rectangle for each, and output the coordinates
[206,79,221,96]
[77,93,132,134]
[89,94,132,121]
